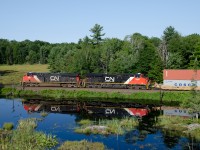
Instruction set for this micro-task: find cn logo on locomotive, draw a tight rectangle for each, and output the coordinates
[105,76,115,82]
[105,108,115,114]
[50,76,60,81]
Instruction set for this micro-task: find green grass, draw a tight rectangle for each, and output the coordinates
[156,116,200,140]
[2,123,14,131]
[0,118,58,150]
[78,119,92,126]
[75,117,139,135]
[40,111,48,117]
[0,88,193,106]
[58,140,105,150]
[0,64,49,84]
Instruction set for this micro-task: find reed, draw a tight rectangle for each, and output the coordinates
[75,117,138,135]
[40,111,48,117]
[2,123,14,131]
[156,116,200,141]
[58,140,105,150]
[0,118,58,150]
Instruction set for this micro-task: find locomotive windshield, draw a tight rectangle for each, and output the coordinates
[135,73,141,78]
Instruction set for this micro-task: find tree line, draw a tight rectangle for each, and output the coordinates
[0,24,200,82]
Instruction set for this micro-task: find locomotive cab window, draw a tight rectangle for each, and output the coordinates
[135,73,141,78]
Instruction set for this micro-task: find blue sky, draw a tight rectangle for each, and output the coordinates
[0,0,199,43]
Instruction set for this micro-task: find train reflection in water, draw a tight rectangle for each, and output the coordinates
[23,100,152,118]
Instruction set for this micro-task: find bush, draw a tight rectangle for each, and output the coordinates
[0,118,58,150]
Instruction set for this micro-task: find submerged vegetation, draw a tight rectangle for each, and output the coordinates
[0,118,58,150]
[75,117,138,135]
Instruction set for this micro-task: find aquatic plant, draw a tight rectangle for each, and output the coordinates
[40,111,48,117]
[0,118,58,150]
[75,117,139,135]
[78,119,92,126]
[58,140,105,150]
[3,123,14,131]
[156,116,200,141]
[17,118,37,130]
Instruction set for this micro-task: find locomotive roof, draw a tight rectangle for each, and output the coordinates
[86,73,135,77]
[27,72,77,77]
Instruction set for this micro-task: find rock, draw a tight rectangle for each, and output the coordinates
[187,124,200,131]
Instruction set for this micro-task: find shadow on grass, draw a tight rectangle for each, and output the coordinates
[0,70,18,76]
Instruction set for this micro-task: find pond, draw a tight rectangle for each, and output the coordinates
[0,98,199,150]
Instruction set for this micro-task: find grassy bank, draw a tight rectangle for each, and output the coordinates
[0,87,192,106]
[156,116,200,141]
[0,64,49,84]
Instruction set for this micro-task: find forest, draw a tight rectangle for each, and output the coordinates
[0,24,200,83]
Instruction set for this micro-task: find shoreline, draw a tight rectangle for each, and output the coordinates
[0,87,192,106]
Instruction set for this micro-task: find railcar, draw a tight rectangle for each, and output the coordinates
[21,72,79,87]
[84,73,149,89]
[160,69,200,90]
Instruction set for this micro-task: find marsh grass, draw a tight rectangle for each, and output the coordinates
[40,111,48,117]
[0,118,58,150]
[58,140,105,150]
[157,116,200,140]
[188,128,200,140]
[78,119,92,126]
[75,117,139,135]
[3,123,14,131]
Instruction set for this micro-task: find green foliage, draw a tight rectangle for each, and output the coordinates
[0,39,50,65]
[1,25,200,85]
[0,118,58,150]
[78,119,92,126]
[182,90,200,114]
[75,117,138,135]
[157,116,200,140]
[189,44,200,68]
[3,123,14,131]
[90,24,105,45]
[58,140,105,150]
[40,111,48,117]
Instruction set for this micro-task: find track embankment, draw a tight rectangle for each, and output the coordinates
[16,86,160,94]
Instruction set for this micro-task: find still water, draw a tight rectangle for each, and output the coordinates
[0,98,199,150]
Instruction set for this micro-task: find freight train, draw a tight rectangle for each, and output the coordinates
[21,72,150,89]
[21,69,200,90]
